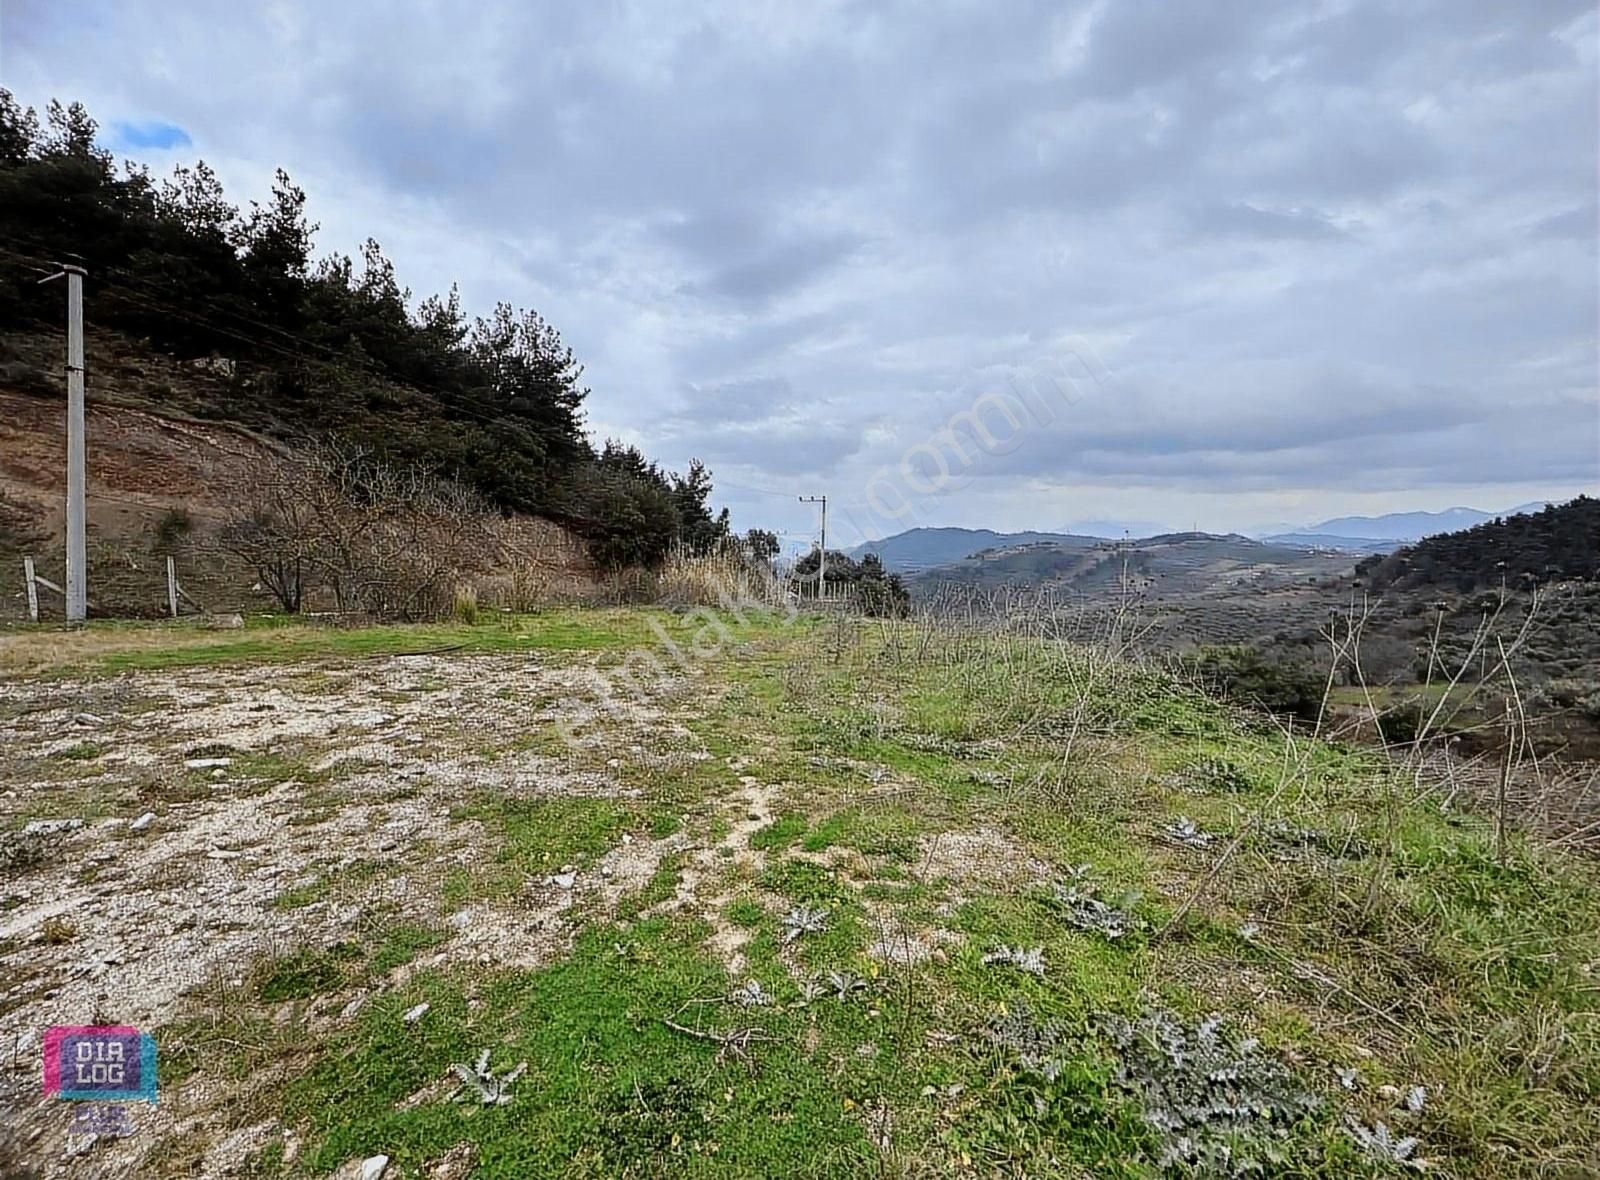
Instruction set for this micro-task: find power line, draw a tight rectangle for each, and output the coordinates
[712,476,812,500]
[0,241,540,442]
[1,237,813,528]
[3,239,795,505]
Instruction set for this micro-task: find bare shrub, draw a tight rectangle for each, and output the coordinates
[330,459,493,621]
[476,516,590,611]
[599,567,660,605]
[216,443,498,622]
[215,466,323,613]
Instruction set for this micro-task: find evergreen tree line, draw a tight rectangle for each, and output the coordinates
[1356,497,1599,594]
[0,93,738,568]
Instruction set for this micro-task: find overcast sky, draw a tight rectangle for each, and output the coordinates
[5,0,1598,544]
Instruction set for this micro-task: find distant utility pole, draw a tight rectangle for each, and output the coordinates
[40,262,89,622]
[799,494,826,598]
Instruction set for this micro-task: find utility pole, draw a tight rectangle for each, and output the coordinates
[40,263,89,622]
[64,264,88,622]
[799,495,826,599]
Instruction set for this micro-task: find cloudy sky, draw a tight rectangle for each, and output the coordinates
[5,0,1598,544]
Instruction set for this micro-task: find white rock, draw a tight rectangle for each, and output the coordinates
[185,757,232,770]
[340,995,367,1020]
[361,1157,389,1180]
[128,812,156,832]
[402,1002,429,1023]
[546,872,577,889]
[73,712,105,727]
[22,819,82,837]
[206,849,242,860]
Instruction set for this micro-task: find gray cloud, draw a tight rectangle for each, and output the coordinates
[679,229,867,307]
[1192,203,1347,241]
[5,0,1596,540]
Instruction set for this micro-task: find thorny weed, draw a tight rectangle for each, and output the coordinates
[981,944,1046,976]
[451,1049,528,1106]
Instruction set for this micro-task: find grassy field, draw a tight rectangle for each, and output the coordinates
[0,607,731,676]
[2,607,1597,1177]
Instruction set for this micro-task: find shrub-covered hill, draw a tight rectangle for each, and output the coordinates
[0,92,731,568]
[1356,497,1599,595]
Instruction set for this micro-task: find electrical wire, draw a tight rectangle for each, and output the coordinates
[2,233,808,520]
[1,239,542,439]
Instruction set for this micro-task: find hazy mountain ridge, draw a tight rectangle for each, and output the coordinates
[909,530,1355,595]
[856,501,1569,573]
[1260,532,1400,554]
[1300,501,1554,542]
[845,527,1099,572]
[1356,496,1600,593]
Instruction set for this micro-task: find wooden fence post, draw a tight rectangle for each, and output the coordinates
[23,557,39,622]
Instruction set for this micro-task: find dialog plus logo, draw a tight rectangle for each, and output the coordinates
[43,1025,158,1103]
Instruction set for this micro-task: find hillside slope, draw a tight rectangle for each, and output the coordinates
[0,351,290,619]
[0,386,282,549]
[1356,497,1599,593]
[847,527,1099,572]
[1261,532,1399,554]
[911,532,1355,596]
[0,337,596,620]
[1,94,743,576]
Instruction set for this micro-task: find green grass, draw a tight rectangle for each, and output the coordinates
[749,811,809,851]
[456,796,628,874]
[22,607,1598,1176]
[6,606,799,677]
[443,795,689,903]
[271,880,329,911]
[800,805,923,861]
[256,942,364,1002]
[284,920,906,1177]
[52,740,106,761]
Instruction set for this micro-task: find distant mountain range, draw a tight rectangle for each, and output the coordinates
[846,528,1100,572]
[1257,532,1398,555]
[850,502,1565,573]
[908,530,1354,596]
[1056,518,1172,540]
[1273,502,1553,545]
[1355,496,1598,593]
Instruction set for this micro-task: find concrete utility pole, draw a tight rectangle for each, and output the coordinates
[63,264,88,622]
[40,262,89,621]
[799,495,826,598]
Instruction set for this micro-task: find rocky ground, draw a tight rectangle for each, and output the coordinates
[2,612,1597,1177]
[1,649,703,1174]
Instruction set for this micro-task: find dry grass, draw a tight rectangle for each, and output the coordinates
[657,547,789,610]
[0,620,276,675]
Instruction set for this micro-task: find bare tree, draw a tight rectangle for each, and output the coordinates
[216,443,497,621]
